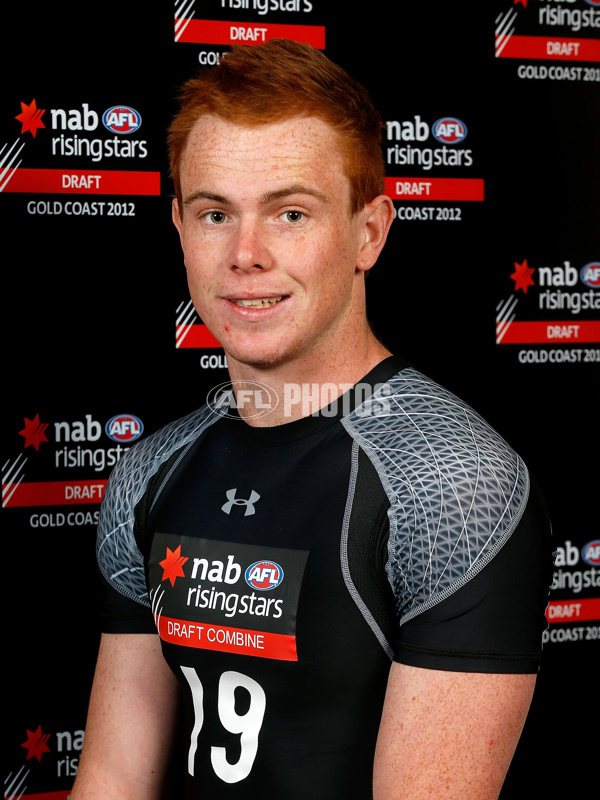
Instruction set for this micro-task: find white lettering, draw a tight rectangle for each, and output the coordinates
[64,484,105,501]
[395,181,432,196]
[191,555,241,584]
[62,173,102,189]
[554,540,580,567]
[50,103,99,131]
[547,324,580,339]
[386,116,429,141]
[54,415,102,442]
[230,25,268,42]
[547,40,580,56]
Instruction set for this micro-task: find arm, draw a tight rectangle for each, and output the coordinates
[71,633,180,800]
[373,662,536,800]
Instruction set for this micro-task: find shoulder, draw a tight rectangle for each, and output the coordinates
[101,403,220,526]
[96,405,219,605]
[344,366,526,489]
[343,367,530,623]
[347,366,517,452]
[107,404,218,492]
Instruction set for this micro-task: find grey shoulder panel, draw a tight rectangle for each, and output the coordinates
[342,368,529,625]
[96,405,218,607]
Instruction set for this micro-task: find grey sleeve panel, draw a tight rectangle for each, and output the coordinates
[96,405,219,607]
[342,368,529,626]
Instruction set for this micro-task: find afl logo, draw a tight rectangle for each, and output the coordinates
[432,117,468,144]
[583,0,600,7]
[102,105,142,134]
[580,262,600,289]
[245,560,284,591]
[206,380,278,420]
[582,540,600,566]
[105,414,144,442]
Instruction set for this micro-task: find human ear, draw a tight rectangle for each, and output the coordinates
[356,194,394,272]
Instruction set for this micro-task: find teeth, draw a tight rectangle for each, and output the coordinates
[234,297,283,308]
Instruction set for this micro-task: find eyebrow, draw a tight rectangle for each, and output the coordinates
[182,185,329,208]
[259,185,329,205]
[183,190,227,207]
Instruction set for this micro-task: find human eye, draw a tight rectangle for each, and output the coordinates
[280,209,305,223]
[203,210,229,225]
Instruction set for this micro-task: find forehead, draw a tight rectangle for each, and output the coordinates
[179,114,350,202]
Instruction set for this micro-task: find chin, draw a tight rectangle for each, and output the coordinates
[227,351,287,371]
[223,340,298,372]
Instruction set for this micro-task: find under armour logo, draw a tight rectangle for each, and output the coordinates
[221,488,261,516]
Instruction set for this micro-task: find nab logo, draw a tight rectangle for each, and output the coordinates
[105,414,144,442]
[245,561,284,590]
[432,117,468,144]
[102,105,142,134]
[580,262,600,289]
[582,540,600,566]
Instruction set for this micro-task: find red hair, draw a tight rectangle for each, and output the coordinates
[168,39,385,214]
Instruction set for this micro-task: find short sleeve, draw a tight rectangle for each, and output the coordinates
[394,477,554,673]
[343,367,554,673]
[94,404,219,633]
[96,566,157,633]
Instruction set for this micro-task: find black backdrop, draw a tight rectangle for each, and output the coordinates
[3,2,598,798]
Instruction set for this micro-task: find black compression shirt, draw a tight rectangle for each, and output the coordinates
[96,357,552,798]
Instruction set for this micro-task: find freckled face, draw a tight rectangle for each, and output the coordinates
[172,115,370,373]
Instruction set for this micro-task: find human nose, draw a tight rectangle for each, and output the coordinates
[230,217,272,273]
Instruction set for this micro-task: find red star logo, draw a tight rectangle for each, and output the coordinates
[159,545,189,586]
[19,414,49,451]
[510,259,535,294]
[514,0,528,7]
[15,99,46,138]
[21,725,51,762]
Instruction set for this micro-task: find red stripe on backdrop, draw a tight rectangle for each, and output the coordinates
[176,18,326,48]
[3,479,107,507]
[385,177,485,202]
[546,598,600,623]
[497,320,600,344]
[497,35,600,62]
[5,168,161,195]
[176,324,222,349]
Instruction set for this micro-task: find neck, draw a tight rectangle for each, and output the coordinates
[226,331,391,427]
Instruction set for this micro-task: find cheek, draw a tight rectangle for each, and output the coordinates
[181,233,218,282]
[318,235,359,287]
[182,246,213,306]
[298,224,355,272]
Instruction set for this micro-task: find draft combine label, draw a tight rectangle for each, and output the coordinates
[149,534,308,661]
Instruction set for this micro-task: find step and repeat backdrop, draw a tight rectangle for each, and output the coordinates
[3,2,598,798]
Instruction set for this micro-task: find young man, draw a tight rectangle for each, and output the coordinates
[72,40,552,799]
